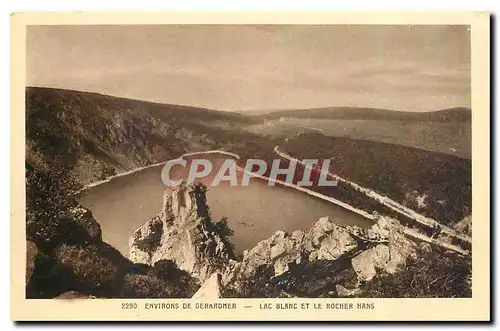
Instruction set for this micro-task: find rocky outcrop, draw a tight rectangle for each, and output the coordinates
[351,244,390,281]
[221,217,362,288]
[129,184,420,297]
[129,183,234,282]
[419,242,432,254]
[306,217,359,262]
[192,273,222,299]
[351,217,416,281]
[222,215,417,294]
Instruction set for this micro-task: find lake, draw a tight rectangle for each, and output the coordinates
[79,152,372,256]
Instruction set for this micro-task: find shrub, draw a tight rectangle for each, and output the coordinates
[120,274,173,298]
[53,243,119,295]
[360,250,472,298]
[98,163,116,180]
[150,259,200,297]
[25,162,82,250]
[226,257,358,298]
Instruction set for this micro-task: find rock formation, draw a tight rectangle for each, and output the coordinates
[306,218,359,262]
[129,184,423,297]
[351,244,390,281]
[220,217,362,288]
[129,183,234,282]
[192,273,222,299]
[221,215,417,293]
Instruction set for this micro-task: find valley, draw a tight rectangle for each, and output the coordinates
[25,87,473,299]
[26,87,472,247]
[79,152,372,255]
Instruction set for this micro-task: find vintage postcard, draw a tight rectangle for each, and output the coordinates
[11,12,490,321]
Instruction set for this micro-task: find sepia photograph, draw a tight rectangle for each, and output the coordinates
[11,12,490,321]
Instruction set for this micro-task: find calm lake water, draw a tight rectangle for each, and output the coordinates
[79,153,372,256]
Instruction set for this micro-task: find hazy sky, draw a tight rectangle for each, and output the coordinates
[27,25,470,112]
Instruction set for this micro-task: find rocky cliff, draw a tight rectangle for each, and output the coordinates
[129,183,435,298]
[219,215,418,296]
[129,183,235,282]
[26,87,256,185]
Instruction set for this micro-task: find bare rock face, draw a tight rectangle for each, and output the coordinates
[220,213,423,297]
[419,242,432,254]
[192,273,222,299]
[385,227,417,274]
[351,244,390,281]
[130,185,419,296]
[221,217,360,288]
[129,217,163,264]
[306,217,358,262]
[224,229,305,285]
[351,218,417,281]
[129,183,234,282]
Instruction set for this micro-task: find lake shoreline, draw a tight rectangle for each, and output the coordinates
[80,150,375,222]
[77,150,240,193]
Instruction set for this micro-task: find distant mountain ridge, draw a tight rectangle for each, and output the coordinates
[255,106,471,122]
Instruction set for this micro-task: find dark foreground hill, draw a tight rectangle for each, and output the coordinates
[26,87,472,185]
[25,86,257,298]
[26,86,259,184]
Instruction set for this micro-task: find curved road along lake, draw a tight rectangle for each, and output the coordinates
[79,153,372,256]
